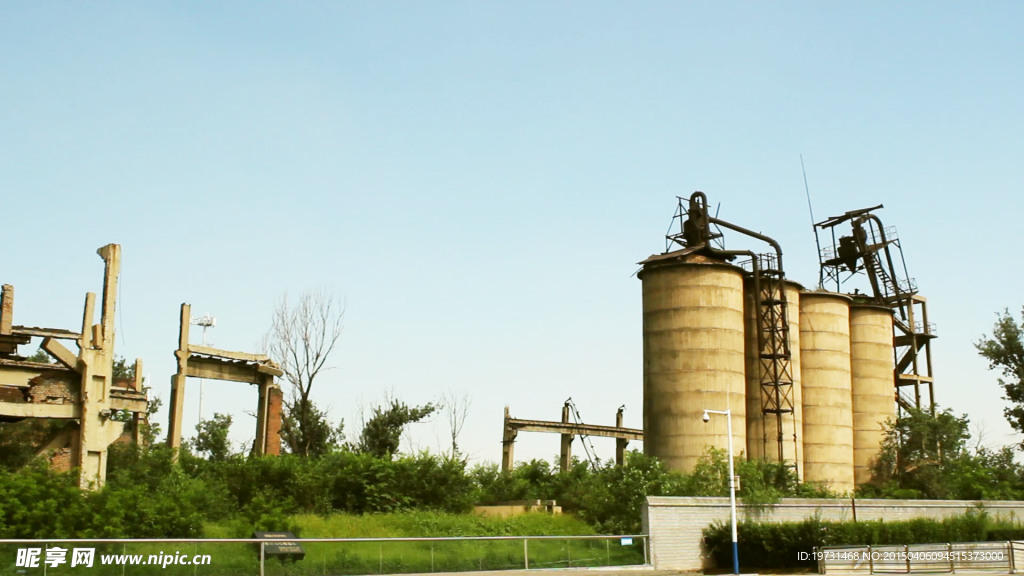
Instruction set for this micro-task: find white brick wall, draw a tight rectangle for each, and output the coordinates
[643,496,1024,571]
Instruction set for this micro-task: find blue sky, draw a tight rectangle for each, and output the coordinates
[3,2,1023,465]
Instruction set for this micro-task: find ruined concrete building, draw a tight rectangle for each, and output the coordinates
[0,244,149,488]
[166,302,284,457]
[0,244,288,487]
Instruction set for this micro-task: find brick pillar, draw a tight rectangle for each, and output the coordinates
[265,386,283,456]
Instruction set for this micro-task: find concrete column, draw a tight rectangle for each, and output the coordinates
[76,245,124,488]
[501,406,516,472]
[616,407,628,466]
[167,304,190,454]
[559,403,573,473]
[254,378,269,456]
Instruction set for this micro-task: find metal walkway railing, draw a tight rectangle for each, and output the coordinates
[0,534,649,576]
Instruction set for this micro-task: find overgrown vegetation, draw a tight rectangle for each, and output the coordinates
[7,307,1024,543]
[859,406,1024,500]
[977,307,1024,441]
[15,403,1017,541]
[0,442,812,539]
[5,398,1024,541]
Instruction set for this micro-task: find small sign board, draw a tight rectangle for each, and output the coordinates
[254,531,306,561]
[620,537,633,546]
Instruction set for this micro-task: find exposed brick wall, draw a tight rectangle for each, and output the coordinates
[48,447,73,472]
[644,496,1024,571]
[0,386,23,402]
[265,386,283,456]
[27,372,79,404]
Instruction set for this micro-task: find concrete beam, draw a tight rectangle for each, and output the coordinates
[0,359,73,387]
[188,344,272,365]
[186,357,265,384]
[42,338,80,371]
[0,402,79,419]
[188,345,283,377]
[13,327,82,340]
[0,372,34,387]
[256,363,284,377]
[507,418,644,441]
[110,395,150,413]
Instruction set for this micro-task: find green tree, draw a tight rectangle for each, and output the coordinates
[25,348,52,363]
[280,398,343,458]
[356,400,436,459]
[687,446,803,502]
[191,413,234,461]
[976,308,1024,440]
[871,407,971,498]
[112,355,136,381]
[138,391,163,445]
[942,445,1023,500]
[574,451,689,533]
[0,419,69,470]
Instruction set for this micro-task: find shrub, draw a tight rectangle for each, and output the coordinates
[703,508,1000,570]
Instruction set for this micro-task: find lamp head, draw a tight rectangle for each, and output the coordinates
[702,410,710,423]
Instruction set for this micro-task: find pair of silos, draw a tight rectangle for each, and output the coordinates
[640,251,894,493]
[799,294,895,491]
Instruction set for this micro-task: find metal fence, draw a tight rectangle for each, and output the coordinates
[0,534,648,576]
[814,541,1024,574]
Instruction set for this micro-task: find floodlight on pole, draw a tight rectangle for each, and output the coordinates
[703,408,739,575]
[190,314,216,422]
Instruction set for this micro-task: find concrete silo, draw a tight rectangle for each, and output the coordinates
[745,280,804,478]
[799,291,855,493]
[850,304,895,486]
[640,251,746,474]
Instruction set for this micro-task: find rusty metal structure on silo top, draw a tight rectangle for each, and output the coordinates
[639,191,797,473]
[639,251,746,473]
[815,206,936,413]
[849,303,895,486]
[799,291,855,493]
[745,279,804,477]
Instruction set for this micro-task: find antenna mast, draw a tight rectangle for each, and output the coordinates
[801,155,824,288]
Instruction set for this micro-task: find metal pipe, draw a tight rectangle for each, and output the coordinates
[707,216,785,275]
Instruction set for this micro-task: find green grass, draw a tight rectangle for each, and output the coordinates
[0,512,646,576]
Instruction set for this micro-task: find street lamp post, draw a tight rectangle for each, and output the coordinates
[703,408,739,575]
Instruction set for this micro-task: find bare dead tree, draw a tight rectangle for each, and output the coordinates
[441,388,472,460]
[267,288,344,456]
